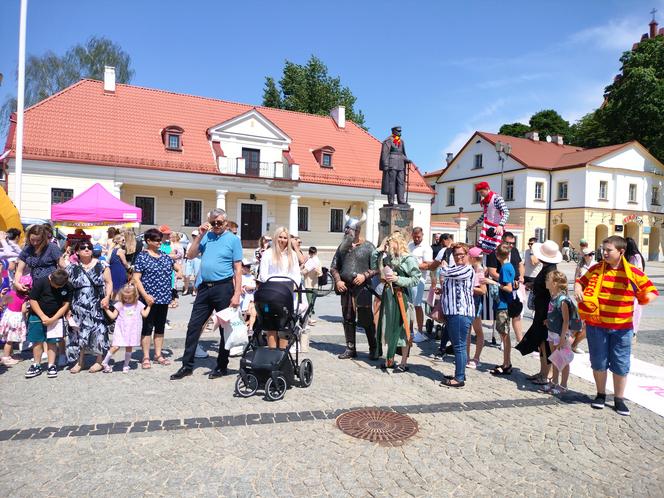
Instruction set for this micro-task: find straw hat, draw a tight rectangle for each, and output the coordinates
[532,240,563,264]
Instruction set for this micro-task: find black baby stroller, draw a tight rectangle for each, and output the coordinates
[234,277,314,401]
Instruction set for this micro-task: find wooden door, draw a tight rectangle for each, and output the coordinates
[241,203,262,248]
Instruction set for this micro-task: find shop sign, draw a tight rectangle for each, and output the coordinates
[623,214,644,225]
[615,224,624,232]
[644,226,652,234]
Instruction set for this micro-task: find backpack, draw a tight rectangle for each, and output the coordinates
[318,267,329,287]
[560,295,583,332]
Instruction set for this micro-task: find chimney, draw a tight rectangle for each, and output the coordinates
[551,135,564,145]
[330,106,345,128]
[525,131,539,142]
[104,66,116,93]
[446,153,454,165]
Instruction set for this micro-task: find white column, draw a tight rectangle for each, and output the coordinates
[365,199,376,245]
[216,189,227,211]
[289,195,300,236]
[453,215,469,243]
[112,181,123,199]
[13,0,29,211]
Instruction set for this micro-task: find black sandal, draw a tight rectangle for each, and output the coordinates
[393,365,409,373]
[440,378,465,388]
[491,364,512,375]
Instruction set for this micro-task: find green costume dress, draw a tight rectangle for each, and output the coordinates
[371,251,421,361]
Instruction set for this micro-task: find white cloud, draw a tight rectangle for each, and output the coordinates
[476,73,550,90]
[568,18,646,51]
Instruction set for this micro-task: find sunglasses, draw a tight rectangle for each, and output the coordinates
[148,237,161,242]
[528,243,533,246]
[210,221,225,227]
[78,245,93,251]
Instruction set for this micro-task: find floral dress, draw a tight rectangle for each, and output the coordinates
[66,262,110,362]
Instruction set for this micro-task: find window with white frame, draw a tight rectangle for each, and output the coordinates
[534,228,546,243]
[504,179,514,201]
[557,182,568,200]
[473,154,483,169]
[322,153,332,167]
[628,184,637,203]
[472,189,481,204]
[330,208,344,232]
[135,196,155,225]
[447,187,455,206]
[168,134,181,150]
[184,200,202,227]
[652,185,660,206]
[534,181,544,201]
[599,180,608,200]
[298,206,309,232]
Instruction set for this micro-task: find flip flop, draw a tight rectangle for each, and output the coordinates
[490,364,512,375]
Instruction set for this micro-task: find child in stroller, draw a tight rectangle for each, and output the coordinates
[234,277,314,401]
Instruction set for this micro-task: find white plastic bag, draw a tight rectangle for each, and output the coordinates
[219,307,248,351]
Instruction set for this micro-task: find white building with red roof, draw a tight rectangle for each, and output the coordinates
[431,131,664,259]
[1,69,433,250]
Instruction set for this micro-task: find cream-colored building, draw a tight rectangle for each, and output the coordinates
[430,131,664,259]
[2,70,433,255]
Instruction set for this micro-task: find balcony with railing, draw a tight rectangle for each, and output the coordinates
[218,157,298,180]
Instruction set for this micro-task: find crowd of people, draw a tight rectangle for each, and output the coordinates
[0,192,658,417]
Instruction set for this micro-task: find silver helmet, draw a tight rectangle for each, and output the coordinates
[343,206,367,232]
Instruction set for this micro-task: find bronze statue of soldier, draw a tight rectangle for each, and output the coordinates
[379,126,411,207]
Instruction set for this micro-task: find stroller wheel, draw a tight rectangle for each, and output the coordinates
[235,372,259,398]
[265,375,287,401]
[425,319,434,335]
[298,359,314,388]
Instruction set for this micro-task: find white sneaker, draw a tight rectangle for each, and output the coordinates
[412,331,427,343]
[194,344,209,358]
[165,321,173,330]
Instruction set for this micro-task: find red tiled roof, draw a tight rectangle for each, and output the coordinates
[456,131,634,170]
[5,79,432,194]
[423,167,444,178]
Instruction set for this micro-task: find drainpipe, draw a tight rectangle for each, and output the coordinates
[547,170,553,239]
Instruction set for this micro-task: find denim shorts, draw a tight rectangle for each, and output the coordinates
[410,281,425,306]
[474,295,483,317]
[586,325,632,376]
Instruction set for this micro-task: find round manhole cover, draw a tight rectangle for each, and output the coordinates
[336,409,418,445]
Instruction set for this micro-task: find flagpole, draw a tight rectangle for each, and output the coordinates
[14,0,28,212]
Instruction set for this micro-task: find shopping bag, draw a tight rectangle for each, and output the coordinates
[46,318,64,339]
[213,307,237,328]
[221,308,249,350]
[548,346,574,371]
[425,286,436,308]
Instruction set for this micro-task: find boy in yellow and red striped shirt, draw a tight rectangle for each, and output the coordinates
[575,235,658,416]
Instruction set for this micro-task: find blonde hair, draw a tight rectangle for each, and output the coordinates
[272,226,295,272]
[170,232,181,242]
[119,284,139,305]
[546,270,568,294]
[122,230,137,254]
[383,231,409,257]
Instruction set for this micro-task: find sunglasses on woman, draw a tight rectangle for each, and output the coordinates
[78,245,93,251]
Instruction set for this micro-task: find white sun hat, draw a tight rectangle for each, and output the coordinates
[531,240,563,264]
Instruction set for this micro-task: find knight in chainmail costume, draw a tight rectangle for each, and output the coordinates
[330,208,378,360]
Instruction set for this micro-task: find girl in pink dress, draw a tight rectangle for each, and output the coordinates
[102,284,151,373]
[0,275,32,366]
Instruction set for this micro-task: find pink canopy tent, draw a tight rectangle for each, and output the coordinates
[51,183,141,226]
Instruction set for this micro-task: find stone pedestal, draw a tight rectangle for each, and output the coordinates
[378,205,414,243]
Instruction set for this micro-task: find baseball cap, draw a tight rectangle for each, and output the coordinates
[158,224,172,234]
[468,247,483,258]
[475,181,490,191]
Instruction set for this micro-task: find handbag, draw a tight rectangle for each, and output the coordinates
[427,297,444,323]
[527,290,536,311]
[577,262,604,321]
[78,263,114,326]
[507,294,523,318]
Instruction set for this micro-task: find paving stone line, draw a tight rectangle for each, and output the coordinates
[0,396,562,442]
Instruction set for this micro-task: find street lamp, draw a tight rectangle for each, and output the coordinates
[495,141,512,196]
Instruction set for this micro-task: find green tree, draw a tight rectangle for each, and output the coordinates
[498,122,530,138]
[599,37,664,160]
[568,111,610,148]
[1,36,133,138]
[528,109,570,138]
[262,77,282,108]
[262,55,366,129]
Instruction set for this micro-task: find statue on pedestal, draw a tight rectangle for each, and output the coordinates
[379,126,411,207]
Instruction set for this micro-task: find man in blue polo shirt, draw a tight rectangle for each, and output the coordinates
[171,208,243,380]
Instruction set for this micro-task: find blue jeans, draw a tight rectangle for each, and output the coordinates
[586,325,632,376]
[446,314,473,382]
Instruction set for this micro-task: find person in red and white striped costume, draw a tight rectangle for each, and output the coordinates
[467,181,509,254]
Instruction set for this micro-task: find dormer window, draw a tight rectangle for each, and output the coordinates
[162,125,184,151]
[313,145,335,168]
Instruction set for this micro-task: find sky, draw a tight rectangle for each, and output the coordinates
[1,0,662,173]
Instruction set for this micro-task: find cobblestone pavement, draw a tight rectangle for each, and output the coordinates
[1,262,664,496]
